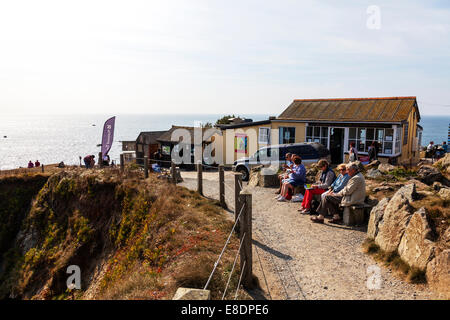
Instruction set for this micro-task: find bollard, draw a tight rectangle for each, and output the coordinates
[144,156,149,178]
[219,165,225,208]
[234,173,243,232]
[171,161,177,184]
[41,164,44,173]
[239,190,253,289]
[197,161,203,195]
[120,154,124,172]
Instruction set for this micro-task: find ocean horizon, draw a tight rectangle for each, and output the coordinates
[0,113,449,170]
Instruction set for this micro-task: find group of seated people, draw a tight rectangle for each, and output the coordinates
[27,160,40,168]
[275,153,366,224]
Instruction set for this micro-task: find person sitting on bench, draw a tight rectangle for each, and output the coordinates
[277,156,306,202]
[319,163,350,201]
[311,162,366,224]
[275,153,293,194]
[298,159,336,214]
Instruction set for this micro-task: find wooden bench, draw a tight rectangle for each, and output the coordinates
[340,203,375,226]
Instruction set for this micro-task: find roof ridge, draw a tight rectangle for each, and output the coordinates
[293,96,416,102]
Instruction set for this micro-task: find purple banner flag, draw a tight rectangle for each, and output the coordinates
[101,116,115,156]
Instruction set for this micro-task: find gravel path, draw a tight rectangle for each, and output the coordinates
[179,170,434,300]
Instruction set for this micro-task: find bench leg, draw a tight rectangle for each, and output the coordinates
[343,207,365,226]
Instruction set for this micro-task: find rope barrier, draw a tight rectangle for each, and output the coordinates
[222,232,246,300]
[204,204,245,290]
[234,260,246,300]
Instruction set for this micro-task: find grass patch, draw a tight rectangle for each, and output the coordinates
[362,238,427,284]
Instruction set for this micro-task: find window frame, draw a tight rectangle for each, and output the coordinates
[258,127,271,145]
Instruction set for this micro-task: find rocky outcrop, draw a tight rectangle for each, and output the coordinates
[397,208,435,270]
[417,165,443,185]
[248,166,279,187]
[426,250,450,300]
[366,168,383,179]
[438,187,450,201]
[378,163,395,173]
[365,160,380,170]
[373,184,417,253]
[434,153,450,171]
[367,197,390,239]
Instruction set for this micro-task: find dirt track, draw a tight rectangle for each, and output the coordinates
[179,170,434,300]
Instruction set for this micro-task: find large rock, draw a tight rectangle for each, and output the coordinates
[367,197,390,239]
[374,185,416,252]
[438,187,450,200]
[426,250,450,300]
[366,168,383,179]
[407,179,430,192]
[434,153,450,170]
[365,160,381,170]
[378,163,395,173]
[398,207,436,271]
[172,288,211,300]
[417,165,443,185]
[248,166,279,187]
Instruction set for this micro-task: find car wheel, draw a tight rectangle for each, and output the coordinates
[237,167,249,181]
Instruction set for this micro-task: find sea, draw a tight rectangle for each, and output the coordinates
[0,114,449,170]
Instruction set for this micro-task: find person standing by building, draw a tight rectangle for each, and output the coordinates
[368,141,377,162]
[348,142,358,162]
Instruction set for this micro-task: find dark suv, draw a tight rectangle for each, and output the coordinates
[233,142,330,181]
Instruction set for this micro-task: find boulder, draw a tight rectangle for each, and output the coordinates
[248,166,279,187]
[417,165,443,185]
[367,197,390,239]
[434,153,450,170]
[407,179,430,192]
[172,288,211,300]
[378,163,395,173]
[366,168,383,179]
[438,187,450,200]
[365,160,381,170]
[398,207,436,271]
[426,250,450,300]
[375,185,416,252]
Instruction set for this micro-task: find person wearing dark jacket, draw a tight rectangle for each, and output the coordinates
[299,160,336,214]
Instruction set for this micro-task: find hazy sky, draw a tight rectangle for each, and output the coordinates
[1,0,449,115]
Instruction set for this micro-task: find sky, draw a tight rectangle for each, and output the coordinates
[0,0,449,115]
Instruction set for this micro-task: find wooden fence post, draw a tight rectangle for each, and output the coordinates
[171,161,177,184]
[144,156,149,178]
[239,190,253,289]
[219,165,225,208]
[234,172,243,232]
[120,154,124,172]
[197,161,203,195]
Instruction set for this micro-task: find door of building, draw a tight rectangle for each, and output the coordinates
[329,128,344,164]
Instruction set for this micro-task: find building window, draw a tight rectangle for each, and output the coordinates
[279,127,295,144]
[348,127,397,155]
[403,122,409,145]
[395,126,402,154]
[258,127,271,144]
[306,126,328,147]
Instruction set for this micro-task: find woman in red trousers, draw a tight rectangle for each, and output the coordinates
[298,159,336,214]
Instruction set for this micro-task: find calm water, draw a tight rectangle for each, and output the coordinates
[0,114,448,170]
[0,114,269,170]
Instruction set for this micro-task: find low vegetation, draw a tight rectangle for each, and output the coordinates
[0,168,247,300]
